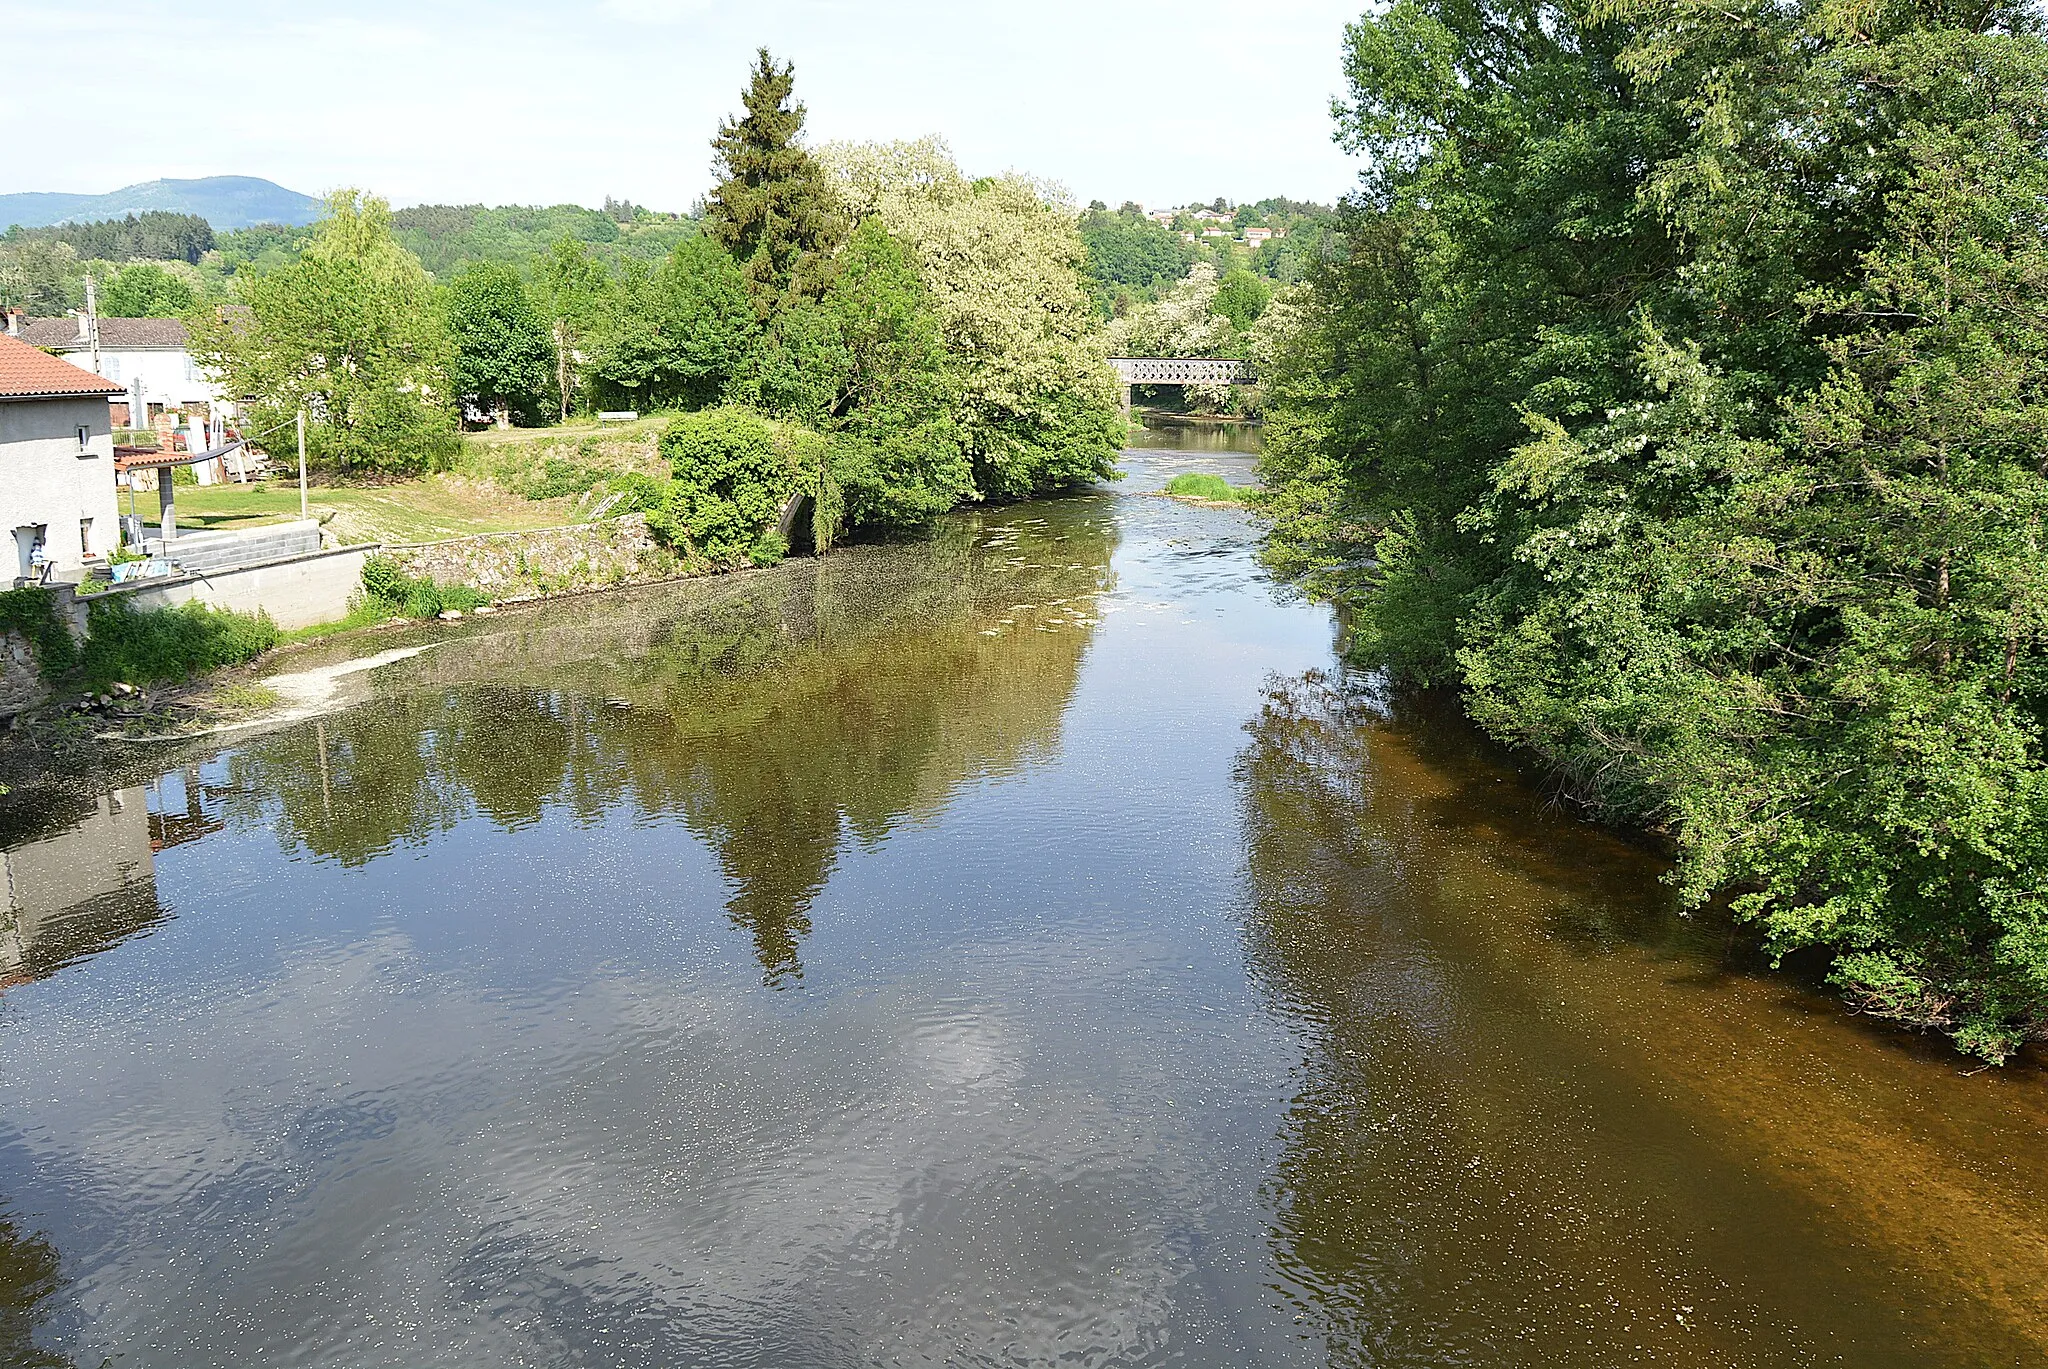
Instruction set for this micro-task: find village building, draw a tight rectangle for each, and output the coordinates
[1242,225,1283,247]
[0,332,122,585]
[4,310,223,433]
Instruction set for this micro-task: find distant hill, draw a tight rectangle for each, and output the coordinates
[0,177,322,232]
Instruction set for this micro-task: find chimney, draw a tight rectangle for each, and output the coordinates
[3,307,18,336]
[75,311,90,344]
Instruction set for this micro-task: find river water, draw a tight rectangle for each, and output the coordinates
[1,424,2043,1368]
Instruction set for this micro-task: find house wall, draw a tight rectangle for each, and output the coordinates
[0,396,119,583]
[53,347,218,408]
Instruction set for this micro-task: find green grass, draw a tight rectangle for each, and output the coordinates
[145,416,676,546]
[78,599,279,689]
[1163,472,1250,502]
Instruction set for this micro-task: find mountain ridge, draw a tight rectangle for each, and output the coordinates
[0,176,323,232]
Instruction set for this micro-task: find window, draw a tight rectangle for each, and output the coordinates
[76,425,91,453]
[102,356,121,383]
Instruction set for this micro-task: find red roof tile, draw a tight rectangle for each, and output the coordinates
[0,333,125,400]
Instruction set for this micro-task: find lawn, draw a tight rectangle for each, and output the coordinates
[144,416,672,546]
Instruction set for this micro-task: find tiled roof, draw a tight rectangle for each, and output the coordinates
[0,333,125,399]
[14,316,190,349]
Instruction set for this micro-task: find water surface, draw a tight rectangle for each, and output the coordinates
[2,423,2043,1368]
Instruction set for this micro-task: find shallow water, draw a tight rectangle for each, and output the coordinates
[1,422,2043,1368]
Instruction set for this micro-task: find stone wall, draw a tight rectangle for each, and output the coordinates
[0,629,43,719]
[385,516,683,599]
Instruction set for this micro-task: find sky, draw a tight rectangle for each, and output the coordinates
[0,0,1367,213]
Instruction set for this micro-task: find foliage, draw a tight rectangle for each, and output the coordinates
[1105,263,1248,412]
[445,262,557,425]
[583,236,758,412]
[0,211,214,264]
[360,555,490,619]
[728,218,973,530]
[0,238,80,313]
[531,236,611,419]
[1212,268,1271,333]
[390,202,697,279]
[1259,0,2048,1058]
[189,191,460,477]
[1077,207,1197,314]
[703,48,846,315]
[648,406,807,566]
[96,260,197,317]
[78,599,278,687]
[821,139,1124,499]
[1164,472,1247,502]
[0,588,79,679]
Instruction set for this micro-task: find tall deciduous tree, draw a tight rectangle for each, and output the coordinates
[703,48,846,316]
[820,139,1123,499]
[533,236,609,419]
[1258,0,2048,1058]
[445,262,556,426]
[584,235,757,412]
[190,191,458,476]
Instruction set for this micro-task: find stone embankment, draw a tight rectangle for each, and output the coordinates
[384,515,686,600]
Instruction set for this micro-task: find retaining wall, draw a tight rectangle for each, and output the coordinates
[385,515,681,598]
[91,544,378,631]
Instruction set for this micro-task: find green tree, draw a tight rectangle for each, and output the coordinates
[584,235,757,412]
[97,261,196,317]
[703,48,846,316]
[821,139,1123,499]
[445,262,556,426]
[532,236,610,419]
[1259,0,2048,1057]
[189,190,458,476]
[1212,267,1271,333]
[0,239,80,314]
[649,406,804,566]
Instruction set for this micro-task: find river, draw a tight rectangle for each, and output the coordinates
[1,423,2043,1368]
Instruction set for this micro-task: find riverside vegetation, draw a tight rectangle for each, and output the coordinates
[1254,0,2048,1059]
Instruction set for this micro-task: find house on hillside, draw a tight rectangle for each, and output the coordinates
[1243,226,1283,247]
[4,310,224,431]
[0,333,122,584]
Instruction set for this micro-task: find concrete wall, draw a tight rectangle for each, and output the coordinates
[94,543,376,631]
[0,395,119,582]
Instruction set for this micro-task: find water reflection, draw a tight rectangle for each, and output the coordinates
[0,1208,67,1369]
[1236,670,2048,1367]
[220,506,1116,985]
[0,787,161,990]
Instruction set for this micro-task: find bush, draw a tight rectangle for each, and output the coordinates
[360,554,489,619]
[648,407,798,566]
[79,600,278,687]
[603,470,670,514]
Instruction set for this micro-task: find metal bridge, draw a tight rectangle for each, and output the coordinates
[1108,357,1255,412]
[1109,357,1255,386]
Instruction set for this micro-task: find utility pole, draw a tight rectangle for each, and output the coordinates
[296,408,309,520]
[83,277,101,377]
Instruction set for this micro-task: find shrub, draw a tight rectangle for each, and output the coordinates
[648,407,797,565]
[604,470,670,514]
[360,554,490,619]
[79,600,279,687]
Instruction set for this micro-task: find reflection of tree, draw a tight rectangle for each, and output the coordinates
[0,1209,70,1369]
[223,501,1117,984]
[1232,671,1689,1365]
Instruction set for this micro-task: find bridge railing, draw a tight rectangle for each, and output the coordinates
[1109,357,1256,386]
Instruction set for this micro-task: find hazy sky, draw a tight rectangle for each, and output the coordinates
[1,0,1366,212]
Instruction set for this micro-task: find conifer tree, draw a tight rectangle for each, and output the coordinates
[704,48,845,317]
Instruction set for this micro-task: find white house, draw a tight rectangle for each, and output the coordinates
[7,312,222,426]
[0,333,122,584]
